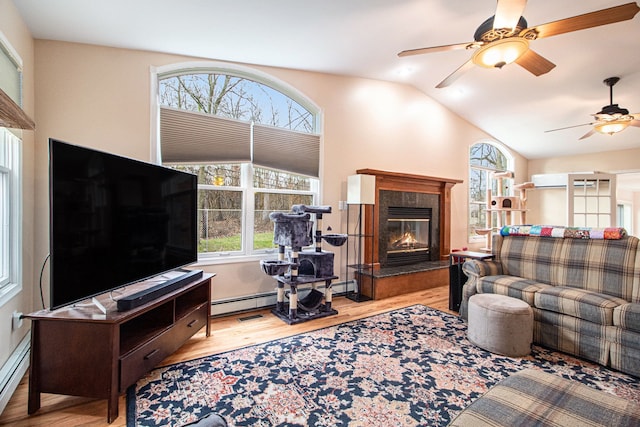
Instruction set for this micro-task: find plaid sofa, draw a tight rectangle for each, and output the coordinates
[460,226,640,378]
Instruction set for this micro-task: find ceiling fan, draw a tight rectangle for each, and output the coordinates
[398,1,640,88]
[545,76,640,140]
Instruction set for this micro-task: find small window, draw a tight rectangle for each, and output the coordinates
[468,142,512,240]
[0,31,23,107]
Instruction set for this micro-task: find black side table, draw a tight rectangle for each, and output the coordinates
[449,251,494,311]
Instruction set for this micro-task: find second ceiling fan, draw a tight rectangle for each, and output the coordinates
[545,77,640,140]
[398,1,640,88]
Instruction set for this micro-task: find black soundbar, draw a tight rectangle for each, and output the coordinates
[116,269,204,311]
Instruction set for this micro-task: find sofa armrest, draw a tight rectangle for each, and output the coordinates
[462,259,503,278]
[459,259,502,320]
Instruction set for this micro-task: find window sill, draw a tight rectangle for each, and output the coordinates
[193,252,279,267]
[0,282,21,308]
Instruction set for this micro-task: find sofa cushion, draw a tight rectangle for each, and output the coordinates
[613,303,640,333]
[477,275,551,306]
[498,236,560,284]
[534,286,626,326]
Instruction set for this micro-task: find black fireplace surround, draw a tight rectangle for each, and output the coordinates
[378,190,440,267]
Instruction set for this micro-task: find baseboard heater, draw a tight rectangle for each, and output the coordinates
[117,269,203,311]
[210,280,352,317]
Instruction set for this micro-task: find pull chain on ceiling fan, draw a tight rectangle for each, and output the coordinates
[397,1,640,88]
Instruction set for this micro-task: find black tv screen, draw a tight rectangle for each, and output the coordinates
[49,139,198,310]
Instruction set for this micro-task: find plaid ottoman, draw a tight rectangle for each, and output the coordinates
[450,369,640,426]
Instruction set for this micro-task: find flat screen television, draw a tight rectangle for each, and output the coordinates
[49,138,198,310]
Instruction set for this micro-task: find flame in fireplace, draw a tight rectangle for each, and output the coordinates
[390,231,419,249]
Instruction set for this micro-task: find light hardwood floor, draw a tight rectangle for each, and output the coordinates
[0,286,453,427]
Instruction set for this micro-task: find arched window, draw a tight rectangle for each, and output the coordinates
[468,141,512,240]
[155,64,321,261]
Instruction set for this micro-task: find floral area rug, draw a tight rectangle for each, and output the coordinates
[127,305,640,426]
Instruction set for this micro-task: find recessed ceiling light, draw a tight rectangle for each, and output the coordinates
[396,67,414,77]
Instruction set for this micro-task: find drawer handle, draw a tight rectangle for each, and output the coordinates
[144,349,160,360]
[187,319,199,328]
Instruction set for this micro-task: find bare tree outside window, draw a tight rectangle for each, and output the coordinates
[469,143,511,240]
[159,73,318,255]
[159,74,313,132]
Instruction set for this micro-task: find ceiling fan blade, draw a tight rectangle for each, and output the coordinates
[545,122,593,133]
[514,49,556,76]
[435,59,475,88]
[630,120,640,127]
[397,42,475,57]
[494,0,528,30]
[632,113,640,120]
[529,2,640,39]
[579,129,597,140]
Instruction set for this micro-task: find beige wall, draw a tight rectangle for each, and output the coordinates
[0,0,35,377]
[31,40,529,304]
[527,148,640,234]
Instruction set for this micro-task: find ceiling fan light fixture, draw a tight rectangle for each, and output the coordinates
[594,119,630,136]
[472,37,529,69]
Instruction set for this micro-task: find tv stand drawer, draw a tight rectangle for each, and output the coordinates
[120,331,174,391]
[173,303,209,344]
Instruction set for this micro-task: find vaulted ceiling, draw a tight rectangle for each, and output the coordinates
[14,0,640,160]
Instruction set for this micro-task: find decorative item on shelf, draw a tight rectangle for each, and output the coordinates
[490,196,520,210]
[346,174,376,302]
[477,170,535,251]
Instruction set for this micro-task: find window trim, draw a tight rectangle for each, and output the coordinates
[0,128,22,306]
[151,63,323,264]
[468,140,513,243]
[192,164,319,265]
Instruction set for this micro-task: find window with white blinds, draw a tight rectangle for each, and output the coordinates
[159,107,320,177]
[157,70,321,259]
[160,107,251,164]
[0,31,22,106]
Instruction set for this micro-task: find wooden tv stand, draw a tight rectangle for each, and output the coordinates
[25,272,213,423]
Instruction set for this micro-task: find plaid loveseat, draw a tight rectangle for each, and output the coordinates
[460,225,640,378]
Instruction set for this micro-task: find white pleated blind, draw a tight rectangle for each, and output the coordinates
[0,37,21,106]
[253,123,320,177]
[160,106,320,177]
[160,106,251,163]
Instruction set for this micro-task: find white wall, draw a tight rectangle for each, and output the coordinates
[527,148,640,235]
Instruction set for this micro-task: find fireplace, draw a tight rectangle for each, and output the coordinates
[385,206,431,266]
[378,189,440,267]
[352,169,462,300]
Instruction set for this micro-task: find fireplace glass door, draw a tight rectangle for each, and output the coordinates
[386,207,431,266]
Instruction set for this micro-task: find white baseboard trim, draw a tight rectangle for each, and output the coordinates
[0,333,30,416]
[210,280,353,317]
